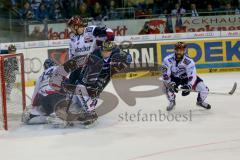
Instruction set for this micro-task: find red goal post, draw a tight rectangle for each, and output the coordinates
[0,53,26,130]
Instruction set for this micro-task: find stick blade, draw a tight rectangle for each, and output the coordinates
[228,82,237,95]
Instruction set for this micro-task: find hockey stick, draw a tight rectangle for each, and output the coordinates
[159,77,237,96]
[177,82,237,96]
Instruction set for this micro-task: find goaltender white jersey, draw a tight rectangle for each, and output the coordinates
[69,25,113,59]
[32,66,58,100]
[162,53,197,86]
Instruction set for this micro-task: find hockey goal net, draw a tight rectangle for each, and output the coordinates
[0,53,26,130]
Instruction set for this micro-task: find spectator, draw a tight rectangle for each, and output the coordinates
[107,0,119,20]
[72,0,83,12]
[77,2,90,18]
[126,0,136,8]
[207,4,213,12]
[135,1,147,10]
[165,9,173,33]
[171,3,186,16]
[139,21,149,34]
[153,0,164,14]
[36,3,49,21]
[235,8,240,14]
[145,8,153,18]
[190,3,199,17]
[91,2,104,20]
[135,9,146,19]
[41,0,52,10]
[146,0,154,10]
[19,1,35,20]
[31,0,40,12]
[224,2,234,15]
[204,4,214,16]
[29,25,47,40]
[50,1,63,20]
[61,0,71,19]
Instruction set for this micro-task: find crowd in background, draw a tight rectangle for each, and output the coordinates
[0,0,239,22]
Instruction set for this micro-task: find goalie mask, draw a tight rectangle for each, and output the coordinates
[67,15,88,35]
[43,58,57,70]
[175,42,187,61]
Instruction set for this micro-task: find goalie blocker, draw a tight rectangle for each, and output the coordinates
[49,41,132,125]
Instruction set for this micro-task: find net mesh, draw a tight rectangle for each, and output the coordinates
[0,54,25,130]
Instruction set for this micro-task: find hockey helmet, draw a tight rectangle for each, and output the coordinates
[174,42,187,60]
[43,58,57,70]
[101,41,116,51]
[175,42,187,50]
[67,15,88,27]
[8,44,17,52]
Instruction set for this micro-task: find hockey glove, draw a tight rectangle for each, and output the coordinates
[181,84,192,96]
[168,82,178,93]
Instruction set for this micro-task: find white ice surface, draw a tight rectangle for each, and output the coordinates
[1,72,240,160]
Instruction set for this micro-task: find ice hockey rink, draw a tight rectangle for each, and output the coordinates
[0,72,240,160]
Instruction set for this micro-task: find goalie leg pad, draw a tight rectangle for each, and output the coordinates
[49,65,69,91]
[27,115,49,124]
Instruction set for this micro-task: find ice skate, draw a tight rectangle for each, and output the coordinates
[167,100,176,111]
[196,101,211,109]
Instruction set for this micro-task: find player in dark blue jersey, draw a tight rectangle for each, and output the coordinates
[49,41,132,126]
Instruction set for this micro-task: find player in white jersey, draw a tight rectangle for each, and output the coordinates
[67,15,114,59]
[22,59,66,124]
[65,15,114,115]
[161,42,211,111]
[66,15,114,85]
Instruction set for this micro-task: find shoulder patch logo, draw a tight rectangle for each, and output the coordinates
[86,27,93,32]
[183,58,191,65]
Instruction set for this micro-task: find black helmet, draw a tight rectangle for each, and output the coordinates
[43,58,57,70]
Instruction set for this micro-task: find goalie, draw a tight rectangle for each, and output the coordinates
[161,42,211,111]
[22,59,66,124]
[49,41,132,126]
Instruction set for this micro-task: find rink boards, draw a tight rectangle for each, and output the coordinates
[0,32,240,85]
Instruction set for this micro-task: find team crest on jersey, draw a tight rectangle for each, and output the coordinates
[75,46,91,52]
[183,58,191,65]
[86,27,93,33]
[84,36,93,43]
